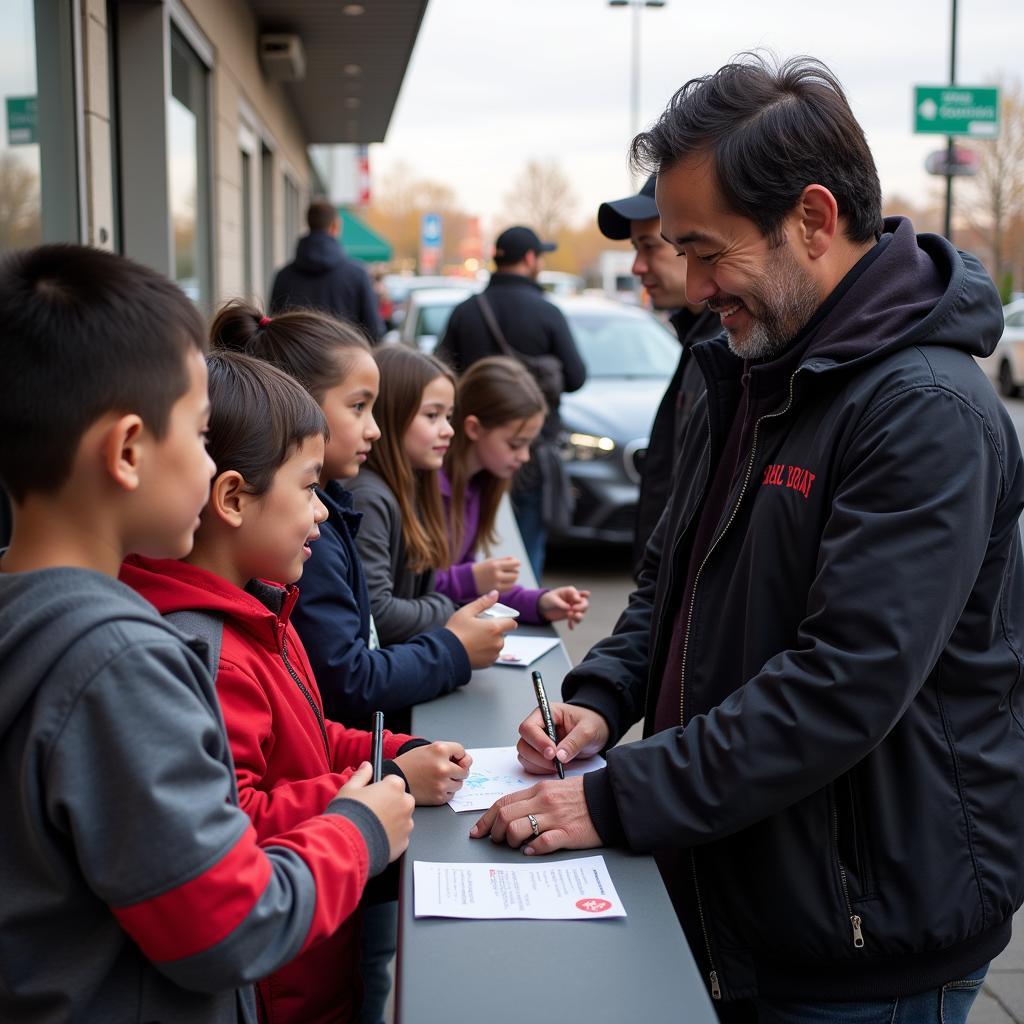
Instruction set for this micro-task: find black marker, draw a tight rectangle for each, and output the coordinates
[371,711,384,783]
[531,670,564,780]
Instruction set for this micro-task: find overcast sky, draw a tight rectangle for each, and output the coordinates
[371,0,1023,235]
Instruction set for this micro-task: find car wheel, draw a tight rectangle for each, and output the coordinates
[999,359,1020,399]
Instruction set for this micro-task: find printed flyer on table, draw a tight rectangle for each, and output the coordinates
[413,855,626,920]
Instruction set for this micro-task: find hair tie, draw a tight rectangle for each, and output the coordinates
[258,315,271,327]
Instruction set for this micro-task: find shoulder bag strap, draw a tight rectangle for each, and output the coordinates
[474,292,518,359]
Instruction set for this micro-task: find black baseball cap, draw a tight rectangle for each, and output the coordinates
[493,226,557,264]
[597,173,659,240]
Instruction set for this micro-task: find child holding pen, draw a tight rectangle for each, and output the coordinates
[123,351,471,1024]
[437,356,590,627]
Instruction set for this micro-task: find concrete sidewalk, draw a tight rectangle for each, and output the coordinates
[973,914,1024,1022]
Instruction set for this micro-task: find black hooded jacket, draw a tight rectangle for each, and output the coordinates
[270,231,384,340]
[565,219,1024,1001]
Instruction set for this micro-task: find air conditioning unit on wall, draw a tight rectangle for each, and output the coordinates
[259,34,306,82]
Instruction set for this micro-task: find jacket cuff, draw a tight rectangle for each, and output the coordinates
[437,627,473,685]
[326,796,390,878]
[583,768,626,847]
[381,759,409,792]
[564,684,625,751]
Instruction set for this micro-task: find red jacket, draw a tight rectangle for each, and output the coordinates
[122,556,414,1024]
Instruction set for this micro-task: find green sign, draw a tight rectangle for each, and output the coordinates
[914,86,999,138]
[6,95,37,146]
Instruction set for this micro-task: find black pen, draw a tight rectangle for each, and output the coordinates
[531,670,564,780]
[371,711,384,783]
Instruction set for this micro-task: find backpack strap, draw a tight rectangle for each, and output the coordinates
[163,609,225,680]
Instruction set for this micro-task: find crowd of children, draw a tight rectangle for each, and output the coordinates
[0,244,590,1023]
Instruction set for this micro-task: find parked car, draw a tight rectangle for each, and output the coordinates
[382,274,471,329]
[391,285,480,352]
[977,299,1024,397]
[392,289,679,545]
[549,295,678,545]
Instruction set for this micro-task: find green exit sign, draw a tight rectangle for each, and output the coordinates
[6,95,37,146]
[914,86,999,138]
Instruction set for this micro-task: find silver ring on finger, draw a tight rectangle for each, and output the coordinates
[527,813,540,838]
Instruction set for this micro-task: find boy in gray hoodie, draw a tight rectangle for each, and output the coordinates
[0,244,414,1023]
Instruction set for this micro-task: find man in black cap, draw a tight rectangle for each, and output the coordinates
[598,174,721,577]
[437,226,586,579]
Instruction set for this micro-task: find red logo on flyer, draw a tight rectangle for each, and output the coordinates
[575,898,612,913]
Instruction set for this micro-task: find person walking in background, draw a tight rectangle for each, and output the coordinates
[271,200,384,341]
[437,226,586,579]
[597,174,722,576]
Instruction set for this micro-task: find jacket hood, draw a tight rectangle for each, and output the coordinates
[319,480,364,538]
[121,556,295,650]
[0,568,167,735]
[293,231,344,275]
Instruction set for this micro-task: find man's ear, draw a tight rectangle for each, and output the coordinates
[208,470,249,529]
[463,414,484,442]
[796,184,839,260]
[103,414,145,492]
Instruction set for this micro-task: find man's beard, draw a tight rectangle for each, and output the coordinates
[719,243,822,361]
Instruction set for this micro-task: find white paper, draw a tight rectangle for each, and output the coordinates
[413,855,626,920]
[492,634,561,667]
[448,746,606,813]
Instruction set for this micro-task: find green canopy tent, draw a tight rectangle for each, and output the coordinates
[337,208,392,263]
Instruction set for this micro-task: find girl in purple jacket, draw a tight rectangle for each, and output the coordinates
[437,357,590,627]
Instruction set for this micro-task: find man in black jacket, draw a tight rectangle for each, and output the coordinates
[597,174,722,575]
[270,201,384,340]
[473,55,1024,1020]
[437,226,586,577]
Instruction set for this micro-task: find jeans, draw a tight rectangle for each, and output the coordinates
[511,487,547,580]
[355,900,398,1024]
[753,963,988,1024]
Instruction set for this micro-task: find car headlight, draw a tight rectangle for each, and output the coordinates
[561,432,616,462]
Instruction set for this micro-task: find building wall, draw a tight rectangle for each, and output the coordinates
[77,0,312,306]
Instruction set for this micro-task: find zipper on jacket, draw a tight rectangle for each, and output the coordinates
[676,370,799,998]
[832,802,867,948]
[281,629,332,764]
[691,850,722,999]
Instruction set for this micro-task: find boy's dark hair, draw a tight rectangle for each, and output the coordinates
[210,300,369,402]
[205,351,328,496]
[307,200,339,233]
[630,53,883,245]
[0,244,206,503]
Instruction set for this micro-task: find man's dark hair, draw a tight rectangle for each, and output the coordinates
[205,351,328,496]
[307,200,339,233]
[0,244,207,503]
[630,53,883,245]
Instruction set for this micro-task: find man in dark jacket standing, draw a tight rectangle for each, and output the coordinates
[437,226,586,578]
[270,200,384,341]
[473,55,1024,1021]
[597,174,721,575]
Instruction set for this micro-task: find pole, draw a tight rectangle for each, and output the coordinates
[630,0,641,140]
[943,0,958,242]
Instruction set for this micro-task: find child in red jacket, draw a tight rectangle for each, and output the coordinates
[123,351,471,1024]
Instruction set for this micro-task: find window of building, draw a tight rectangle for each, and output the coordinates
[283,172,300,259]
[0,0,80,254]
[168,25,211,306]
[261,143,275,293]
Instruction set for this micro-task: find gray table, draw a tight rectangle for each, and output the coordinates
[396,504,717,1023]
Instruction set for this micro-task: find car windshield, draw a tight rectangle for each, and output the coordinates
[418,303,461,337]
[565,310,679,378]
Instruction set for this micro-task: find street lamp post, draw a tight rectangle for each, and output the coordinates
[609,0,667,141]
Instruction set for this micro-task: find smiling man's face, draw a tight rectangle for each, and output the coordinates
[656,154,823,360]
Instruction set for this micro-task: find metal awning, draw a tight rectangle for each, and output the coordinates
[247,0,429,144]
[338,208,392,263]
